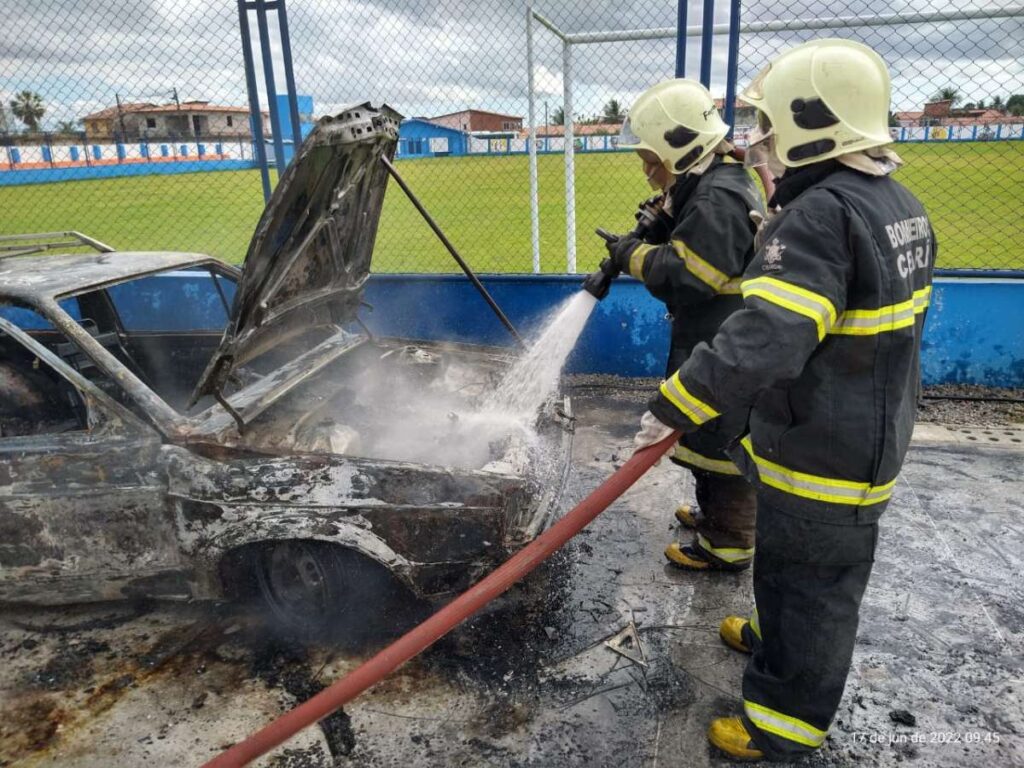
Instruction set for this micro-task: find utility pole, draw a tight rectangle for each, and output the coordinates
[115,92,127,141]
[171,87,181,110]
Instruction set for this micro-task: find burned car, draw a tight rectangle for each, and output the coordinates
[0,104,572,633]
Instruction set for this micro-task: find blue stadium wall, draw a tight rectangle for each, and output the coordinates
[362,274,1024,387]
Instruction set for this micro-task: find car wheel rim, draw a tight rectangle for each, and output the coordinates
[258,542,333,625]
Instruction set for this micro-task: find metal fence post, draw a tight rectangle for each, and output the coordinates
[562,39,576,274]
[253,0,288,179]
[526,4,541,274]
[699,0,715,88]
[675,0,688,77]
[237,0,271,202]
[723,0,741,133]
[276,0,304,152]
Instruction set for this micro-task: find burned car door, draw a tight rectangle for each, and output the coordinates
[0,317,185,605]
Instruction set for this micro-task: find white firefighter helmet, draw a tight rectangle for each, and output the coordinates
[619,79,729,175]
[740,38,893,170]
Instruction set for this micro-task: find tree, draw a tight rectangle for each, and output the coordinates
[930,86,961,106]
[56,120,78,134]
[1007,94,1024,116]
[602,98,626,123]
[551,106,564,126]
[10,90,45,132]
[990,94,1005,112]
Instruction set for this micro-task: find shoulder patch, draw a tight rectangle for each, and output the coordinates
[762,238,786,272]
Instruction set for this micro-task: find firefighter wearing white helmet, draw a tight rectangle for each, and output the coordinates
[587,78,765,575]
[632,40,935,761]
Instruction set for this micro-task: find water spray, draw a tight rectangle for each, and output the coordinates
[201,429,679,768]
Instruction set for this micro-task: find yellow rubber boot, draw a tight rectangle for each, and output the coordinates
[664,541,712,570]
[674,503,699,528]
[708,717,764,761]
[719,616,752,653]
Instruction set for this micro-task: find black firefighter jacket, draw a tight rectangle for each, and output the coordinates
[650,162,936,519]
[624,157,764,472]
[626,156,764,359]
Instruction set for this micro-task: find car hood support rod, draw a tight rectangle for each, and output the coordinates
[201,430,681,768]
[380,155,525,349]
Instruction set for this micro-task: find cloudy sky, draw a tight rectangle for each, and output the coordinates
[2,0,1022,132]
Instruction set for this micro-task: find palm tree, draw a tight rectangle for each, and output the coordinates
[930,86,961,106]
[10,90,45,132]
[56,120,78,134]
[602,98,626,123]
[551,106,565,126]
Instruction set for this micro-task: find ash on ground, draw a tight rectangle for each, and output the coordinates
[1,382,1021,767]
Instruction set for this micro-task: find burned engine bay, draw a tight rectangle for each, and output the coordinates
[233,337,574,477]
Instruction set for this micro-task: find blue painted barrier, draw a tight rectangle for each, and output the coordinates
[361,274,1024,387]
[0,158,257,186]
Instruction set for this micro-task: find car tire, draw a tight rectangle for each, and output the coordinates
[252,540,420,646]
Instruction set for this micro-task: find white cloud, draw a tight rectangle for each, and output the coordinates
[0,0,1021,131]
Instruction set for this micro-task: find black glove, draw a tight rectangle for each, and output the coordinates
[581,257,621,300]
[633,194,673,243]
[608,233,642,275]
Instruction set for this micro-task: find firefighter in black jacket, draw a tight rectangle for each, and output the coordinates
[595,78,765,571]
[633,40,936,760]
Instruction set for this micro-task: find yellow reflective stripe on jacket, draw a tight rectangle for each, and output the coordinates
[672,444,742,475]
[660,373,721,425]
[628,243,656,280]
[697,533,754,563]
[745,701,828,748]
[741,437,896,506]
[749,607,762,640]
[741,276,837,341]
[831,286,932,336]
[671,239,743,295]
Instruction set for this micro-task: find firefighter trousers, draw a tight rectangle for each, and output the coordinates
[690,469,756,566]
[739,495,879,760]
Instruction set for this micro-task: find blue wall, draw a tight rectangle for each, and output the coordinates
[0,158,255,186]
[397,119,468,157]
[361,274,1024,387]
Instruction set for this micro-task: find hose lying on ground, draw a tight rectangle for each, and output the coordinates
[202,430,681,768]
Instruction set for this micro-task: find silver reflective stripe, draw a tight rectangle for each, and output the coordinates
[749,607,761,639]
[831,286,932,336]
[741,437,896,506]
[672,444,742,475]
[697,533,754,563]
[660,373,719,425]
[745,701,828,748]
[671,239,739,294]
[742,277,836,341]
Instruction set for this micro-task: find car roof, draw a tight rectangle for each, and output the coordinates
[0,251,223,303]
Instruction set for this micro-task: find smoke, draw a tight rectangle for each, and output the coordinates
[309,291,597,472]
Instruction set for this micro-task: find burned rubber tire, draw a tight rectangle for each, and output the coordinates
[252,541,423,646]
[254,541,359,640]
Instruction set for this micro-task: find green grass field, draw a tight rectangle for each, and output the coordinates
[1,141,1021,272]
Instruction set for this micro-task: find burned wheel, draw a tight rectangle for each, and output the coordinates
[254,541,355,635]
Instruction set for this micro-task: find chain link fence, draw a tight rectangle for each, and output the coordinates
[1,1,1021,272]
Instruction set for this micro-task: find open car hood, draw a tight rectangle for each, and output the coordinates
[191,103,401,405]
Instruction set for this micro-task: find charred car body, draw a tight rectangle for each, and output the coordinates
[0,105,572,630]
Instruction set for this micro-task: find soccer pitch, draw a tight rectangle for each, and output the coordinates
[0,142,1021,272]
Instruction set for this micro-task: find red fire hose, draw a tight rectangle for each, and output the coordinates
[202,430,681,767]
